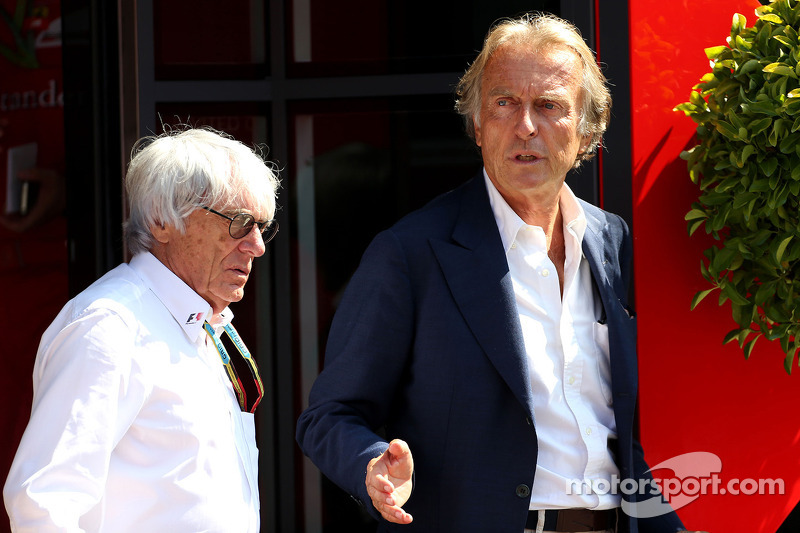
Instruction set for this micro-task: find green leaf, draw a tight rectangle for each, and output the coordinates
[688,218,706,236]
[776,235,793,263]
[761,13,785,25]
[780,132,800,153]
[723,327,742,345]
[732,191,757,209]
[691,288,716,309]
[705,45,729,59]
[741,144,756,163]
[744,336,759,359]
[738,328,752,347]
[764,62,798,78]
[784,348,795,374]
[715,121,740,140]
[732,13,747,34]
[685,209,709,221]
[755,280,778,305]
[742,101,780,116]
[738,58,763,77]
[762,157,780,177]
[748,117,773,135]
[723,282,750,305]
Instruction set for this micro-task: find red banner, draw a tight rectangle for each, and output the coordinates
[0,3,67,525]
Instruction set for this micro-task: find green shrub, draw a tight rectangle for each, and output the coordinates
[675,0,800,373]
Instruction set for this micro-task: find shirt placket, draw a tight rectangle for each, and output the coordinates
[561,232,606,507]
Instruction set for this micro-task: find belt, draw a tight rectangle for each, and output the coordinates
[526,509,617,532]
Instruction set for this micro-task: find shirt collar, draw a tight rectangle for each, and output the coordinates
[483,169,588,253]
[129,252,234,343]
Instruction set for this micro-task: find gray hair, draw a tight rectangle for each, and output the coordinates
[454,12,612,166]
[123,127,280,255]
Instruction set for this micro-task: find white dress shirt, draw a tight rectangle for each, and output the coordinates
[4,252,260,532]
[485,172,621,510]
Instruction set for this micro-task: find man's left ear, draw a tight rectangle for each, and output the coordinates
[151,222,170,244]
[578,137,591,155]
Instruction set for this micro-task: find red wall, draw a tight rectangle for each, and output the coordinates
[629,1,800,530]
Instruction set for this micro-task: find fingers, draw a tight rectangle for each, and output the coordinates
[385,439,414,476]
[365,440,415,525]
[365,473,413,524]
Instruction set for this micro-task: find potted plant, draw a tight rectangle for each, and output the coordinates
[675,0,800,373]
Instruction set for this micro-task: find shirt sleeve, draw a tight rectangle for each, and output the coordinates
[3,306,146,532]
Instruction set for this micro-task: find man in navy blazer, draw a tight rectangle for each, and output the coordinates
[297,13,702,533]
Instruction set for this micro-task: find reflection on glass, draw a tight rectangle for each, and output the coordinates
[287,0,560,76]
[154,0,268,79]
[154,104,269,147]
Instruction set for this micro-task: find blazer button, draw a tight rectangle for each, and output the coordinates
[515,484,531,498]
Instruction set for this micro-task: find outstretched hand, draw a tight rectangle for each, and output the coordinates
[365,439,414,524]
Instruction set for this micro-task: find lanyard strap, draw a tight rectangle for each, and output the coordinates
[204,321,264,412]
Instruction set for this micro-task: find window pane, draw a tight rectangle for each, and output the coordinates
[287,0,560,76]
[154,0,268,79]
[290,95,480,531]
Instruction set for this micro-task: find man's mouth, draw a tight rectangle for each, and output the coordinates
[516,154,538,162]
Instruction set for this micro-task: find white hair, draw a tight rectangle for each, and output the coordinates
[123,127,280,255]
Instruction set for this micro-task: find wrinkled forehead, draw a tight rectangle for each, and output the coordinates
[483,43,584,93]
[491,41,582,70]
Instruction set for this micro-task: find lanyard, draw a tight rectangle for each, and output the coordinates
[204,321,264,413]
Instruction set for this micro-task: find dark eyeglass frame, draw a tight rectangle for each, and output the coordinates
[202,206,279,243]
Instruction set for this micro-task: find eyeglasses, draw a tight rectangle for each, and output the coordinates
[202,206,279,243]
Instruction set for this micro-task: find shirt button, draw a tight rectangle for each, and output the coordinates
[511,242,517,249]
[568,376,575,385]
[586,427,593,436]
[515,484,531,498]
[541,268,550,277]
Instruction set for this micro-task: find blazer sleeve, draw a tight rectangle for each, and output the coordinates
[296,228,414,517]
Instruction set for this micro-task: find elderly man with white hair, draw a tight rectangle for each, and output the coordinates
[4,127,280,532]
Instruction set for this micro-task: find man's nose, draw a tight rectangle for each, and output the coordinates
[239,225,266,257]
[515,107,537,139]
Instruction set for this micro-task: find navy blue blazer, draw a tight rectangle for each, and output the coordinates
[297,175,684,532]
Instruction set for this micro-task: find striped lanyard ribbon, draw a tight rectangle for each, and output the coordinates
[204,321,264,413]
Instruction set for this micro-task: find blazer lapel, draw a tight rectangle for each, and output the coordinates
[429,176,534,419]
[582,208,612,299]
[581,204,639,414]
